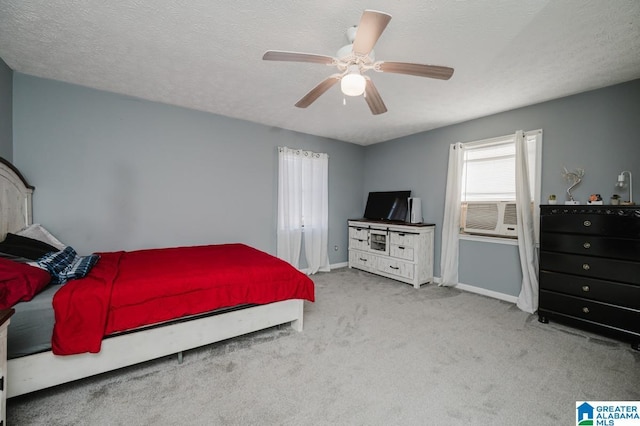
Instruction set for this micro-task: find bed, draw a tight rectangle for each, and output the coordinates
[0,157,314,398]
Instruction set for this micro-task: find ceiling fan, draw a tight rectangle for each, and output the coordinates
[262,9,454,115]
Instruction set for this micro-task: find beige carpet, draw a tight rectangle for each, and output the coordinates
[7,268,640,425]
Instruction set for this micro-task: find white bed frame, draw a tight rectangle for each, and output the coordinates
[0,157,305,398]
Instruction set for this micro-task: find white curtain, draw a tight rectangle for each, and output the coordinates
[514,130,539,313]
[277,147,330,274]
[439,142,464,287]
[277,147,303,268]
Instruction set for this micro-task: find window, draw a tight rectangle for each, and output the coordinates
[459,130,542,239]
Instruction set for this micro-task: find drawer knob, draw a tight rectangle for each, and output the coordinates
[583,220,591,227]
[583,242,591,249]
[359,258,368,262]
[582,263,590,271]
[390,266,399,270]
[581,285,590,292]
[582,307,590,314]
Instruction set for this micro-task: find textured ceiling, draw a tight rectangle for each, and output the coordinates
[1,1,639,145]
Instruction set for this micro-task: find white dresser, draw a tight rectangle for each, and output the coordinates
[348,220,434,288]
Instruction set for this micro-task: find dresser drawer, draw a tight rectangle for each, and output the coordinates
[540,233,640,261]
[540,290,640,333]
[349,251,375,270]
[376,257,415,280]
[540,251,640,284]
[390,244,414,261]
[349,237,369,251]
[540,270,640,309]
[390,231,417,247]
[349,226,369,240]
[541,211,640,238]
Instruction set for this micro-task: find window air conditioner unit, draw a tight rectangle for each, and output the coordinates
[463,201,518,237]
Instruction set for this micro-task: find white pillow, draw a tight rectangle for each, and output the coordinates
[16,224,66,250]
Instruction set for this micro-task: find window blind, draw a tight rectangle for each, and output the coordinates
[461,135,537,202]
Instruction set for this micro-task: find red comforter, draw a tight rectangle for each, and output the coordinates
[51,244,315,355]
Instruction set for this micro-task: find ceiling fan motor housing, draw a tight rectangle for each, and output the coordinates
[337,43,375,62]
[346,26,358,43]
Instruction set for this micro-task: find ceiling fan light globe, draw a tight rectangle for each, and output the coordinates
[341,73,366,96]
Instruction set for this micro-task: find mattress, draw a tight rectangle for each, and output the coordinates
[7,284,252,359]
[8,285,58,359]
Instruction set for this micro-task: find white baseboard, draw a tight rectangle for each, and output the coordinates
[301,261,348,275]
[329,268,518,304]
[433,277,518,304]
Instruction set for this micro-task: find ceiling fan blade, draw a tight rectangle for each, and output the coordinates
[352,10,392,56]
[262,50,335,65]
[295,74,342,108]
[364,77,387,115]
[377,62,454,80]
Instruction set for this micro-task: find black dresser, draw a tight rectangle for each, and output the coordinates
[538,205,640,350]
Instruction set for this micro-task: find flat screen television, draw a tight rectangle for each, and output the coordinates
[363,191,411,222]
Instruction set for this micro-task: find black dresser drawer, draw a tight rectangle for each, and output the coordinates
[540,209,640,238]
[539,270,640,309]
[540,290,640,333]
[540,233,640,261]
[540,251,640,284]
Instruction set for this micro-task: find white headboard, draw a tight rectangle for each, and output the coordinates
[0,157,33,240]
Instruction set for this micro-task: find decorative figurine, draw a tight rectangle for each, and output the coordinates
[562,167,584,203]
[588,193,603,205]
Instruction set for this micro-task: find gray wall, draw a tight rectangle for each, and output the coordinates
[0,58,12,160]
[11,71,640,295]
[12,73,365,262]
[364,79,640,296]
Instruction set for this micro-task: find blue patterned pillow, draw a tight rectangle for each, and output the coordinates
[36,246,99,284]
